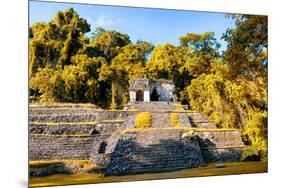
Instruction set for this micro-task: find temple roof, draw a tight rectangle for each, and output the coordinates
[128,78,174,91]
[128,78,150,90]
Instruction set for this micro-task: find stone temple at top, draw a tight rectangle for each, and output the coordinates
[128,78,177,102]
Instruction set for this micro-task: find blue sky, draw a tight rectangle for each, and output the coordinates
[29,1,235,51]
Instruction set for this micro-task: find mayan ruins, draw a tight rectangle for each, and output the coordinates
[30,78,245,176]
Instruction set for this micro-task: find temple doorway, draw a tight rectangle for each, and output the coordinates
[150,88,159,101]
[136,90,144,101]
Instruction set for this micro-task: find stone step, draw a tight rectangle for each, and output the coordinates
[128,165,187,174]
[133,146,185,151]
[132,152,185,157]
[136,136,180,142]
[130,156,186,162]
[134,102,176,111]
[131,151,185,157]
[128,160,187,167]
[29,114,98,123]
[136,135,180,139]
[151,113,172,128]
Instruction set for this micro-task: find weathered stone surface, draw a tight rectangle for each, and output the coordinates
[151,112,172,128]
[196,130,244,162]
[200,148,243,162]
[29,134,109,160]
[134,102,176,111]
[29,124,96,135]
[196,130,244,148]
[193,122,217,128]
[29,103,246,177]
[90,133,122,166]
[29,114,98,123]
[30,111,137,121]
[104,130,205,176]
[29,122,125,135]
[128,78,176,102]
[178,113,192,127]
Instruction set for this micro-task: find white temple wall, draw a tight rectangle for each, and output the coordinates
[144,90,150,102]
[129,91,136,102]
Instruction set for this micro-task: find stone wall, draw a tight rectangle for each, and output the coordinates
[185,112,217,128]
[196,130,244,162]
[178,113,192,127]
[29,134,109,160]
[30,111,137,122]
[29,122,125,135]
[29,103,246,176]
[150,80,175,101]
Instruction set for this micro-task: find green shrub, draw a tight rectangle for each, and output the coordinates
[241,146,260,161]
[170,113,180,128]
[135,112,151,129]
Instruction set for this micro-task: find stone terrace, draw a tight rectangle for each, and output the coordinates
[29,103,245,176]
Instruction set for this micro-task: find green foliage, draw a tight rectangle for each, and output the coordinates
[147,43,189,97]
[29,9,267,159]
[179,32,221,78]
[135,112,152,129]
[245,110,267,160]
[30,67,65,102]
[241,146,260,161]
[87,30,131,61]
[222,15,267,80]
[29,8,90,76]
[183,15,267,160]
[186,73,238,128]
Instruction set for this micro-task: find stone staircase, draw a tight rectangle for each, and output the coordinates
[186,112,217,128]
[104,129,205,176]
[151,112,172,128]
[134,102,176,111]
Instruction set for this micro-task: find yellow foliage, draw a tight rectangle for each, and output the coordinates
[120,127,238,135]
[241,147,259,161]
[175,104,183,109]
[135,112,151,129]
[29,160,94,169]
[170,113,180,128]
[30,122,97,126]
[182,130,196,139]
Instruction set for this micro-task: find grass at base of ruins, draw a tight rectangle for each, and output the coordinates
[29,162,267,187]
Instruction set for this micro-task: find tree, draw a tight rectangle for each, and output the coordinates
[99,42,152,108]
[87,30,131,61]
[184,15,268,160]
[179,32,221,78]
[30,67,65,102]
[29,8,90,76]
[221,15,268,160]
[91,26,106,40]
[146,43,189,98]
[222,15,268,80]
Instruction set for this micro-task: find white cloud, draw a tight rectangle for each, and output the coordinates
[95,14,114,27]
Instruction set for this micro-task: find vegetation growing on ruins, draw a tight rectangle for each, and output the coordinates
[29,160,94,169]
[135,112,152,129]
[170,113,180,128]
[29,9,267,160]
